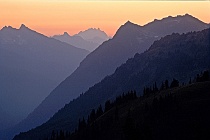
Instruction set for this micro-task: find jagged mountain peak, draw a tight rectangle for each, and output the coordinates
[184,13,191,17]
[124,20,134,25]
[173,13,198,21]
[122,20,141,28]
[178,13,195,18]
[19,24,32,32]
[0,24,32,33]
[156,13,193,21]
[79,28,103,33]
[63,32,70,36]
[143,14,209,36]
[19,24,27,29]
[113,20,143,39]
[1,25,16,31]
[75,27,109,42]
[147,13,205,26]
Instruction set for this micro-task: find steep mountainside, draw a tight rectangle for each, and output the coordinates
[0,25,89,130]
[49,81,210,140]
[10,14,209,139]
[13,28,210,140]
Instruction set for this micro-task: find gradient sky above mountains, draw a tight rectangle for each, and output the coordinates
[0,1,209,37]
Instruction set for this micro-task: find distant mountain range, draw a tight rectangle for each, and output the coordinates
[75,28,110,44]
[13,25,210,140]
[0,24,89,131]
[9,14,210,140]
[52,28,110,51]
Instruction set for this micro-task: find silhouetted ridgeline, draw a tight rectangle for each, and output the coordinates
[14,15,209,138]
[0,24,89,131]
[13,28,210,140]
[53,28,109,52]
[53,32,99,52]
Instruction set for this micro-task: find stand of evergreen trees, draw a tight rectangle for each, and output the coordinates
[46,91,137,140]
[143,70,209,97]
[45,70,209,140]
[143,78,179,97]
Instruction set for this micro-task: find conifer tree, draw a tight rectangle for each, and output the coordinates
[170,78,179,88]
[96,105,103,118]
[165,80,169,89]
[105,100,112,112]
[90,109,96,123]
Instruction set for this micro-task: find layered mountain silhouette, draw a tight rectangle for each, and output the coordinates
[53,28,109,52]
[52,32,98,52]
[13,26,210,140]
[7,14,209,139]
[10,14,208,138]
[75,28,110,45]
[18,80,210,140]
[0,24,89,131]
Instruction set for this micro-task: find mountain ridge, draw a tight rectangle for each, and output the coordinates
[53,28,109,52]
[8,14,210,140]
[0,24,89,132]
[12,26,210,140]
[47,81,210,140]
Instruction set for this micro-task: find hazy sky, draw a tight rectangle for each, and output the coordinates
[0,0,209,36]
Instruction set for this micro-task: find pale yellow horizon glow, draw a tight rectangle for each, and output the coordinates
[0,1,210,37]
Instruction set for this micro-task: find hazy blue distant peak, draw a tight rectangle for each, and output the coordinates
[75,27,109,41]
[78,27,103,33]
[53,32,71,37]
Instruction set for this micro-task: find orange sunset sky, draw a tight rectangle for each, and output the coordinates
[0,0,210,37]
